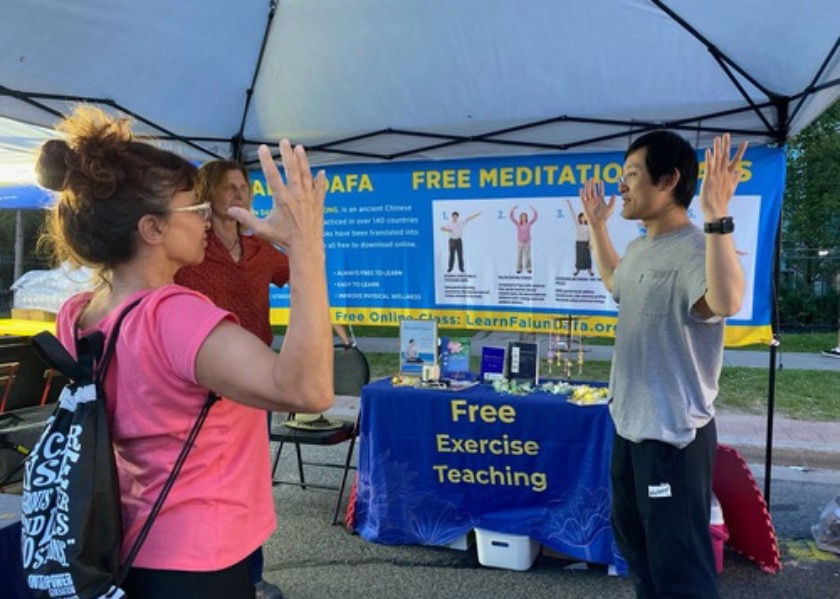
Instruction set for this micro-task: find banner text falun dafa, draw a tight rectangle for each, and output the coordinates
[250,148,783,347]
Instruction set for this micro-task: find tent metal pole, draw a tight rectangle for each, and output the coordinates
[0,87,221,160]
[0,85,64,118]
[764,347,777,505]
[14,210,24,282]
[763,97,788,506]
[707,53,777,134]
[764,214,784,505]
[788,38,840,125]
[233,0,277,163]
[652,0,775,98]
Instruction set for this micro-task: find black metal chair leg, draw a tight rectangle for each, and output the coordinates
[271,439,286,480]
[332,435,358,525]
[268,345,369,523]
[294,442,306,490]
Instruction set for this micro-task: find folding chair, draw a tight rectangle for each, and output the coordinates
[0,362,20,413]
[270,343,370,524]
[39,368,58,407]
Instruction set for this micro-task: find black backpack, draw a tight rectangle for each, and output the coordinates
[21,298,217,599]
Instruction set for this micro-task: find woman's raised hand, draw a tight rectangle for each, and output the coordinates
[228,140,327,253]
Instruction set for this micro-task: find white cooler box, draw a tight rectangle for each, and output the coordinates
[475,528,541,571]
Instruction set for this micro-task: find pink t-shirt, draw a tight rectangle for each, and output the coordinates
[509,208,538,244]
[56,285,276,571]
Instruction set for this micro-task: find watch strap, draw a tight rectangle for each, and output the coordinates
[703,217,734,234]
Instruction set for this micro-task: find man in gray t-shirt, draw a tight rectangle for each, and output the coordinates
[580,130,747,598]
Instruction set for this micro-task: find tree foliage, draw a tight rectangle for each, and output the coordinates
[0,209,50,293]
[784,100,840,252]
[780,100,840,329]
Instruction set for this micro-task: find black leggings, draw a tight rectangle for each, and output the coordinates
[122,555,255,599]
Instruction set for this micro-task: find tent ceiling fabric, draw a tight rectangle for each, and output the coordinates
[0,0,838,169]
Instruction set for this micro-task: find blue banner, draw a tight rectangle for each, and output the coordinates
[251,148,785,345]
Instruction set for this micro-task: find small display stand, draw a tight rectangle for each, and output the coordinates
[507,341,539,385]
[545,315,590,379]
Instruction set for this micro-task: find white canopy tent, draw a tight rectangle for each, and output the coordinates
[1,0,839,503]
[0,0,838,171]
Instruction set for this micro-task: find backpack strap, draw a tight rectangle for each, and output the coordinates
[84,296,220,581]
[30,297,144,386]
[117,391,219,583]
[93,297,144,383]
[30,330,98,385]
[33,294,220,582]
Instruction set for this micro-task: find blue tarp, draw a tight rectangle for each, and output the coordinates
[0,184,54,210]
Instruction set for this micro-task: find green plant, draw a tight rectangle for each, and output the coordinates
[778,286,838,330]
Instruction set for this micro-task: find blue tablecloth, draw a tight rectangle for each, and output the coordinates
[354,378,626,569]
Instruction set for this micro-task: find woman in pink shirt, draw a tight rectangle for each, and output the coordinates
[509,204,539,274]
[36,106,332,599]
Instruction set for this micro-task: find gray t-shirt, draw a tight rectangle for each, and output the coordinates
[609,224,724,448]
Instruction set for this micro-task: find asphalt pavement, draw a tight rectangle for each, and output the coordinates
[261,436,840,599]
[258,333,840,598]
[3,334,837,598]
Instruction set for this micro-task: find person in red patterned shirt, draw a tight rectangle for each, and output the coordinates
[176,161,289,345]
[175,160,288,599]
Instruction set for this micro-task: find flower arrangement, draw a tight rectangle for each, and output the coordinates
[568,384,610,405]
[488,378,610,405]
[540,381,574,395]
[491,378,535,395]
[390,375,421,387]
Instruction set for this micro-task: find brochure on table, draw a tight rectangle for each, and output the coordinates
[480,346,506,382]
[399,319,438,376]
[440,336,471,380]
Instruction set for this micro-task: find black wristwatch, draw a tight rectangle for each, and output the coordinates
[703,217,735,235]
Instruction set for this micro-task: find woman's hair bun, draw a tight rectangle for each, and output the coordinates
[36,139,73,191]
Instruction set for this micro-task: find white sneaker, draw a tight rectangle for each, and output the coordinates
[821,347,840,358]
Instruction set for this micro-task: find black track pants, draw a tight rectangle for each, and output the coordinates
[610,420,719,599]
